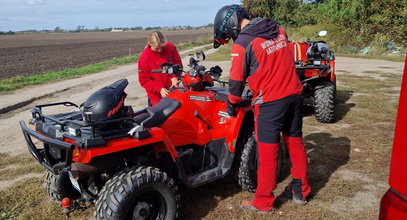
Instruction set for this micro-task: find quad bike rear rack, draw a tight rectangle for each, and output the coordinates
[30,101,136,128]
[296,63,331,83]
[295,64,330,70]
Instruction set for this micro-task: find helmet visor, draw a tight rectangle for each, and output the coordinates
[213,33,231,48]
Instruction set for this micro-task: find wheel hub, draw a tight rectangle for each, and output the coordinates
[133,201,150,220]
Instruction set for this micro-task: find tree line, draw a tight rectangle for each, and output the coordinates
[242,0,406,48]
[1,23,214,35]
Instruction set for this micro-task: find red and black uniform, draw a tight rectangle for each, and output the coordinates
[228,18,311,211]
[138,42,183,106]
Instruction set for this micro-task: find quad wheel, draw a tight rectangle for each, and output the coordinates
[238,133,284,193]
[95,166,180,220]
[44,169,81,204]
[314,80,336,123]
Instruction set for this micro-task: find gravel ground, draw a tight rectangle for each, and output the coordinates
[0,47,405,219]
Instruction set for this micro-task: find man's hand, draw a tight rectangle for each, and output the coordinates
[171,78,179,88]
[160,88,170,97]
[227,101,237,117]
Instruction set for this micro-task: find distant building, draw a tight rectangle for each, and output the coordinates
[111,29,123,32]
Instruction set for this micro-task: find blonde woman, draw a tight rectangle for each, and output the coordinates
[138,31,183,106]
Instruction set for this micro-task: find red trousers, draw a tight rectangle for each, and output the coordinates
[251,96,311,210]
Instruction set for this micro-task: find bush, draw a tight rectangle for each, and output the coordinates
[242,0,407,51]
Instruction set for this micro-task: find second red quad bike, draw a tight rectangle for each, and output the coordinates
[19,51,277,219]
[288,30,336,123]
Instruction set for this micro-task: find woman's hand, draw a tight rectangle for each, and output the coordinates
[171,78,179,88]
[160,88,170,97]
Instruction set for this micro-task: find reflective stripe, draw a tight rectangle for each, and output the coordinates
[296,43,302,61]
[293,42,297,62]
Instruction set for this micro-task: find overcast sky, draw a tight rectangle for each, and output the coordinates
[0,0,241,31]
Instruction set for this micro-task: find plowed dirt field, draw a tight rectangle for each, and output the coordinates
[0,29,211,79]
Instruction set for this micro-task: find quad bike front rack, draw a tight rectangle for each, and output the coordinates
[20,120,75,175]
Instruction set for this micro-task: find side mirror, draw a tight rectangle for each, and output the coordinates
[196,50,206,61]
[318,30,328,37]
[189,56,197,67]
[209,66,222,80]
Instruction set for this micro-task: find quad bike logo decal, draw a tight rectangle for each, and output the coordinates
[218,111,230,118]
[189,95,210,102]
[218,111,230,124]
[107,95,125,117]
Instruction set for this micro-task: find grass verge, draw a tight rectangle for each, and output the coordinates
[0,56,139,93]
[176,36,212,52]
[0,154,43,181]
[205,43,232,61]
[0,175,95,220]
[285,25,406,61]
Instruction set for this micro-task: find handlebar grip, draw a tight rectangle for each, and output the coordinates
[169,87,182,92]
[236,99,252,107]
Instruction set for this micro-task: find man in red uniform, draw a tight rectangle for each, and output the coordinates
[214,5,311,212]
[138,31,183,106]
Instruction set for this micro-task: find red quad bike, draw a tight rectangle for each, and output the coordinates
[288,30,337,123]
[19,51,273,219]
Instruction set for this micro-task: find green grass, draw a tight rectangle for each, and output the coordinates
[199,45,214,53]
[285,25,328,42]
[285,25,406,61]
[0,39,213,94]
[205,43,232,61]
[0,153,39,170]
[0,176,94,220]
[0,154,93,220]
[0,55,139,93]
[176,38,212,52]
[0,153,42,183]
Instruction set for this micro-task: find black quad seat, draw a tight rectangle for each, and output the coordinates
[133,98,181,128]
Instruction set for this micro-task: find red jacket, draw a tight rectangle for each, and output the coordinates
[228,18,303,105]
[138,42,183,105]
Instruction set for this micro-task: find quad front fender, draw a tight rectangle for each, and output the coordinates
[224,106,253,153]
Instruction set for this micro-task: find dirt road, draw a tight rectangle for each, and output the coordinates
[0,53,405,219]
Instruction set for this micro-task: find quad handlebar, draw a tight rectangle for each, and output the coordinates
[153,51,227,90]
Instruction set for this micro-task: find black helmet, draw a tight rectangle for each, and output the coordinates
[213,4,250,48]
[83,79,128,122]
